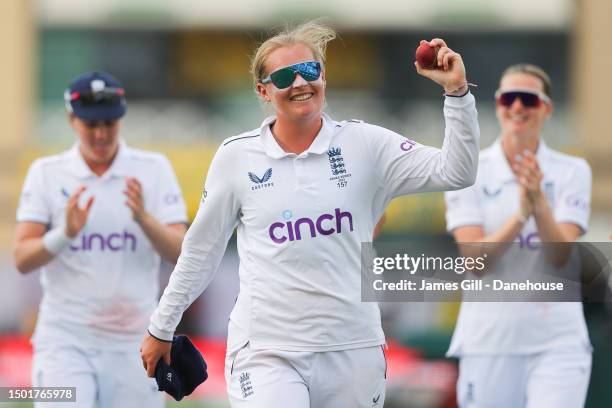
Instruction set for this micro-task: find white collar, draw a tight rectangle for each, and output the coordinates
[65,139,129,179]
[259,112,334,159]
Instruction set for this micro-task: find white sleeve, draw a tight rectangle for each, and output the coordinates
[148,144,240,340]
[553,159,591,234]
[151,156,188,225]
[365,93,479,200]
[444,185,484,233]
[16,160,51,225]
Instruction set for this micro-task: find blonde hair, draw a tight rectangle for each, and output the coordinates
[250,20,336,88]
[501,63,552,98]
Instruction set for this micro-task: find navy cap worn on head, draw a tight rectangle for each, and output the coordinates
[154,335,208,401]
[64,71,127,121]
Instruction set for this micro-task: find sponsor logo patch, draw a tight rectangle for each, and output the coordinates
[248,168,274,190]
[70,230,137,252]
[269,208,354,244]
[400,139,416,152]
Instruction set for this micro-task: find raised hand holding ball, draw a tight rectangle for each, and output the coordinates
[414,38,468,95]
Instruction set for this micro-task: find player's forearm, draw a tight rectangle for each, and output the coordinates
[394,94,480,194]
[149,259,211,341]
[437,93,480,189]
[136,213,186,263]
[150,254,206,341]
[532,196,571,243]
[532,195,574,267]
[13,238,55,273]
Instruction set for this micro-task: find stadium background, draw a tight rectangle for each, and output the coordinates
[0,0,611,407]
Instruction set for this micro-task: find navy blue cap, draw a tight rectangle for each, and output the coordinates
[154,335,208,401]
[64,71,127,121]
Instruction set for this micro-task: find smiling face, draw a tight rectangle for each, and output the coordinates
[256,42,326,125]
[70,114,121,167]
[496,72,553,140]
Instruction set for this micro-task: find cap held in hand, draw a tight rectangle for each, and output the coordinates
[154,335,208,401]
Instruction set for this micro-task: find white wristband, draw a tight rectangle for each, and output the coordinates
[42,226,74,255]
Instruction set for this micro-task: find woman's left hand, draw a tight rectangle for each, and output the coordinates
[414,39,467,95]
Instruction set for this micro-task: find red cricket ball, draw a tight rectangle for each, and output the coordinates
[415,42,437,69]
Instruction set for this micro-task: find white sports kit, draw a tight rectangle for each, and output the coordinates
[17,141,187,408]
[445,139,593,408]
[149,94,480,407]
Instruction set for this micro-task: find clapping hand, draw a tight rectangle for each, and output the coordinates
[124,177,147,223]
[65,185,94,238]
[513,150,544,218]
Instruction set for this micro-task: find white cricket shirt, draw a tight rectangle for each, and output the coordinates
[17,141,187,350]
[445,139,592,356]
[150,94,479,352]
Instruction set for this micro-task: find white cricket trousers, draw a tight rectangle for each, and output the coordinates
[225,343,387,408]
[457,348,591,408]
[32,344,164,408]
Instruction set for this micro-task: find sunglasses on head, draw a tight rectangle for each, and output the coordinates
[69,87,125,107]
[259,61,322,89]
[495,89,550,108]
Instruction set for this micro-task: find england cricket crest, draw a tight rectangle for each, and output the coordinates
[328,147,352,188]
[239,372,254,398]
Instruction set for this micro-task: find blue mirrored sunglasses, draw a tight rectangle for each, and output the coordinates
[260,61,321,89]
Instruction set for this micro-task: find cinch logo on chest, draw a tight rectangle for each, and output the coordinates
[268,208,354,244]
[70,231,137,252]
